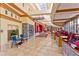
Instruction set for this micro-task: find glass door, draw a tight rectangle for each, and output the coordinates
[29,24,34,41]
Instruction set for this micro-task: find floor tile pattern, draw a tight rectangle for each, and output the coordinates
[0,33,62,56]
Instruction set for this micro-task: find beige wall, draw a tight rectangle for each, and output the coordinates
[0,7,20,21]
[21,17,34,25]
[14,3,32,15]
[0,4,35,50]
[0,20,1,49]
[14,3,43,15]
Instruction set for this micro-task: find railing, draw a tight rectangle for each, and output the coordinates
[62,41,79,56]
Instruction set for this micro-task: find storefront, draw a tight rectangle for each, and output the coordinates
[35,22,43,33]
[53,16,79,56]
[0,18,22,51]
[34,21,44,36]
[22,17,35,41]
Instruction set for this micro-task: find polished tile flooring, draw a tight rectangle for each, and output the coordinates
[0,33,62,56]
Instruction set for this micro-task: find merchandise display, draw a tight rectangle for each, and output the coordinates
[75,40,79,48]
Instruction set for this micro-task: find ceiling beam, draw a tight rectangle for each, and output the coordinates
[54,22,64,25]
[53,14,79,22]
[56,8,79,13]
[53,19,70,26]
[53,18,70,21]
[53,20,68,22]
[0,3,21,16]
[0,14,22,23]
[53,14,79,26]
[31,13,51,16]
[53,23,64,27]
[7,3,28,16]
[51,3,60,22]
[38,20,51,22]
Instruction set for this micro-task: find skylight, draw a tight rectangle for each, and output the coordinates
[35,3,47,11]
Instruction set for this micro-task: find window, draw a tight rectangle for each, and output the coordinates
[11,12,13,17]
[5,10,8,15]
[22,3,24,7]
[15,15,17,18]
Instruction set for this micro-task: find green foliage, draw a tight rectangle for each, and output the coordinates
[11,29,18,36]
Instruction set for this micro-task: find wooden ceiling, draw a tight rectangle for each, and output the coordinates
[52,3,79,27]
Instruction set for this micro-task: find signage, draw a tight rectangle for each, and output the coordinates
[33,16,44,20]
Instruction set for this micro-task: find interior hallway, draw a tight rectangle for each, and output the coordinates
[0,33,62,56]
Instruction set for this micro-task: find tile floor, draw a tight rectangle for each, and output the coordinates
[0,33,62,56]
